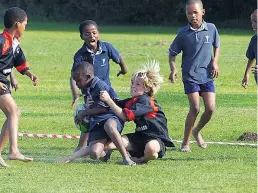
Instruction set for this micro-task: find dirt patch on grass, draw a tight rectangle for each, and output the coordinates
[143,40,168,46]
[237,132,257,141]
[155,40,168,45]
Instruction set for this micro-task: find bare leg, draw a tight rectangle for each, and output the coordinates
[57,146,91,163]
[73,132,88,153]
[192,92,215,149]
[131,140,161,164]
[104,120,135,166]
[104,136,132,151]
[0,94,33,163]
[88,139,107,160]
[0,121,8,167]
[181,92,200,152]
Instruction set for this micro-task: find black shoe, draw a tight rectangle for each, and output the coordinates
[100,150,113,162]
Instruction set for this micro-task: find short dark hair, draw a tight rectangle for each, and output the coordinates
[79,20,98,35]
[186,0,203,9]
[4,7,27,28]
[72,61,94,78]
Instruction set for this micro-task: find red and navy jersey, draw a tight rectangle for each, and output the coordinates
[0,30,29,85]
[117,94,175,147]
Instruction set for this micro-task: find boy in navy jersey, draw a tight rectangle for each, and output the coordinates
[100,60,175,163]
[0,7,38,167]
[242,9,257,87]
[70,20,128,152]
[58,62,135,165]
[168,0,220,152]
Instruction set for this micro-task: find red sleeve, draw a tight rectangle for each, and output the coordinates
[14,46,29,74]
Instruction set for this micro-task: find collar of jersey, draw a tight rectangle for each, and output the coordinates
[2,29,13,44]
[187,21,208,31]
[82,40,107,55]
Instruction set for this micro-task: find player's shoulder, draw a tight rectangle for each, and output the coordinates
[0,34,5,44]
[100,41,115,50]
[177,24,189,34]
[205,22,217,30]
[250,34,257,41]
[138,94,152,104]
[0,34,6,52]
[74,44,86,58]
[94,77,109,89]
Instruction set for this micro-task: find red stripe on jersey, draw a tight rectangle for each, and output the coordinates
[1,30,13,55]
[16,61,29,72]
[124,108,135,121]
[146,96,158,118]
[125,96,139,109]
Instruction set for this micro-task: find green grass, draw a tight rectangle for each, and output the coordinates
[0,22,257,193]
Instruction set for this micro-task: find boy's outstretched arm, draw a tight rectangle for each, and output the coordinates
[168,54,178,83]
[23,70,38,86]
[117,56,128,77]
[212,47,220,78]
[75,107,108,125]
[242,59,255,88]
[100,91,127,122]
[10,71,18,91]
[70,77,80,108]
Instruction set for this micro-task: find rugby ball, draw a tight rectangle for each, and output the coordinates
[74,104,89,133]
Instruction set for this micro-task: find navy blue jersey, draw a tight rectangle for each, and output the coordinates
[81,76,121,130]
[117,94,174,147]
[72,40,120,86]
[246,34,257,62]
[0,30,29,85]
[169,21,220,84]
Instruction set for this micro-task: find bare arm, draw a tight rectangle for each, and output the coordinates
[242,59,255,88]
[23,70,38,86]
[75,107,108,124]
[212,47,220,78]
[70,77,80,108]
[100,91,127,122]
[168,54,178,83]
[117,56,128,76]
[10,71,18,91]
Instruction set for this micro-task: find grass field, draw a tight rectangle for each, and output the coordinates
[0,21,257,193]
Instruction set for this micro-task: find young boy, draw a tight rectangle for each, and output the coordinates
[168,0,220,152]
[100,60,175,163]
[0,7,38,167]
[58,62,135,165]
[70,20,128,152]
[242,9,257,87]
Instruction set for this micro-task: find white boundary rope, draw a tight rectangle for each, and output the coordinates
[172,140,257,147]
[17,132,257,147]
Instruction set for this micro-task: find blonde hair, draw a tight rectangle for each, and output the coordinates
[132,60,163,96]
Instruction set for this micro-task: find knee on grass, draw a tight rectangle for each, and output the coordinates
[89,149,103,160]
[143,141,160,161]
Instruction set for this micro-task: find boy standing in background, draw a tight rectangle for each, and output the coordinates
[168,0,220,152]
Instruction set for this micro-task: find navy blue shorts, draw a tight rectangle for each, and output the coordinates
[88,117,123,144]
[183,81,215,95]
[125,133,166,159]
